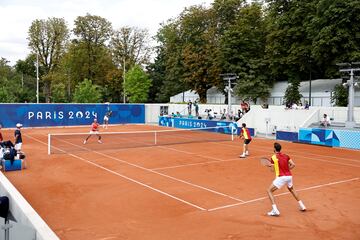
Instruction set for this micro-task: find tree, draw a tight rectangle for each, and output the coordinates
[179,5,221,103]
[27,17,69,101]
[310,0,360,77]
[111,26,152,69]
[331,84,348,106]
[220,3,270,103]
[73,79,102,103]
[155,21,187,103]
[283,80,302,106]
[124,65,152,103]
[71,14,114,87]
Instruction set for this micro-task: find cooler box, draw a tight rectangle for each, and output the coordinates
[2,160,23,171]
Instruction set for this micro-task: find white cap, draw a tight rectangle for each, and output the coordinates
[16,123,23,128]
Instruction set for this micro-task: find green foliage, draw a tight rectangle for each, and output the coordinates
[283,80,302,105]
[51,82,67,103]
[124,65,152,103]
[331,84,348,106]
[73,79,102,103]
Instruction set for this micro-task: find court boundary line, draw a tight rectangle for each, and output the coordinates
[24,133,207,211]
[207,177,359,212]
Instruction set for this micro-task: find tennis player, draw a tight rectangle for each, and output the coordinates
[239,123,251,158]
[266,142,306,216]
[103,111,112,129]
[84,119,102,144]
[14,123,23,152]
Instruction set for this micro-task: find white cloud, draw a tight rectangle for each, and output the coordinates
[0,0,213,65]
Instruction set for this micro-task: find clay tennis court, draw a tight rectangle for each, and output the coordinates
[2,124,360,240]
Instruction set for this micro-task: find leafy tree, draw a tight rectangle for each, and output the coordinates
[73,79,102,103]
[331,84,348,106]
[147,47,167,102]
[27,17,69,101]
[155,21,187,102]
[283,80,302,106]
[179,5,221,103]
[310,0,360,77]
[51,82,67,103]
[221,3,270,103]
[124,65,152,103]
[72,14,114,87]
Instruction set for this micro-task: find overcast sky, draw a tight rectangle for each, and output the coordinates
[0,0,213,65]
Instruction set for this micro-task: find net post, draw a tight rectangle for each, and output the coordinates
[48,134,51,155]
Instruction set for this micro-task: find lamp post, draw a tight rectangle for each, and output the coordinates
[309,59,312,106]
[123,57,126,103]
[220,73,238,120]
[36,52,39,104]
[337,62,360,128]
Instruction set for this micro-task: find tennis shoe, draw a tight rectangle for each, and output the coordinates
[299,205,306,211]
[239,154,246,158]
[267,209,280,216]
[245,151,250,156]
[98,140,102,144]
[83,140,87,144]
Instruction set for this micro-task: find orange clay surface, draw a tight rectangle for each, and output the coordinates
[2,124,360,240]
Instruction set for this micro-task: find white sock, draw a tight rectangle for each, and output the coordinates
[272,204,279,212]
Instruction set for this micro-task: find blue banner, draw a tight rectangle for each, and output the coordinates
[299,128,360,150]
[158,116,255,136]
[0,104,145,128]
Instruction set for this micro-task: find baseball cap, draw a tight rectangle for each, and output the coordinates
[16,123,23,128]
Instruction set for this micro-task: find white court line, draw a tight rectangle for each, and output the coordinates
[212,141,360,168]
[25,134,207,211]
[45,134,246,203]
[216,139,360,163]
[207,177,360,212]
[151,157,253,171]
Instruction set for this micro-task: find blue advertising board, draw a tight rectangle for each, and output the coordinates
[158,116,255,136]
[299,128,360,150]
[0,104,145,128]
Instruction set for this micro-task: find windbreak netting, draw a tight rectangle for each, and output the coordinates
[48,126,236,154]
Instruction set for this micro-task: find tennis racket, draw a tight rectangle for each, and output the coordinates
[260,157,272,167]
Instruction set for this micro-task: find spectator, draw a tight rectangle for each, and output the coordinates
[194,100,199,117]
[304,101,310,110]
[14,123,23,154]
[320,114,331,127]
[187,100,192,115]
[176,111,182,118]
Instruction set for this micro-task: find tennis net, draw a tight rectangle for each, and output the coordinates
[48,126,237,154]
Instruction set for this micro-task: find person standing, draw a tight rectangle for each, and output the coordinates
[103,110,112,129]
[266,142,306,216]
[84,119,102,144]
[187,100,192,115]
[239,123,251,158]
[194,100,199,117]
[14,123,23,153]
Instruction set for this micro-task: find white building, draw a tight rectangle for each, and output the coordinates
[170,79,360,107]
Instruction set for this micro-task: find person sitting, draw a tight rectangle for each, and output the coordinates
[176,111,182,118]
[320,114,331,127]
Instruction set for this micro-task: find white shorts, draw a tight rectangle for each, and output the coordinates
[89,131,99,135]
[15,143,22,151]
[103,116,109,121]
[273,176,293,189]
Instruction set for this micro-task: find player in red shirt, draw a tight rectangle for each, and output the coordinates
[239,123,251,158]
[266,142,306,216]
[83,118,102,144]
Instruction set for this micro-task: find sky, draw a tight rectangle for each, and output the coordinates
[0,0,213,65]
